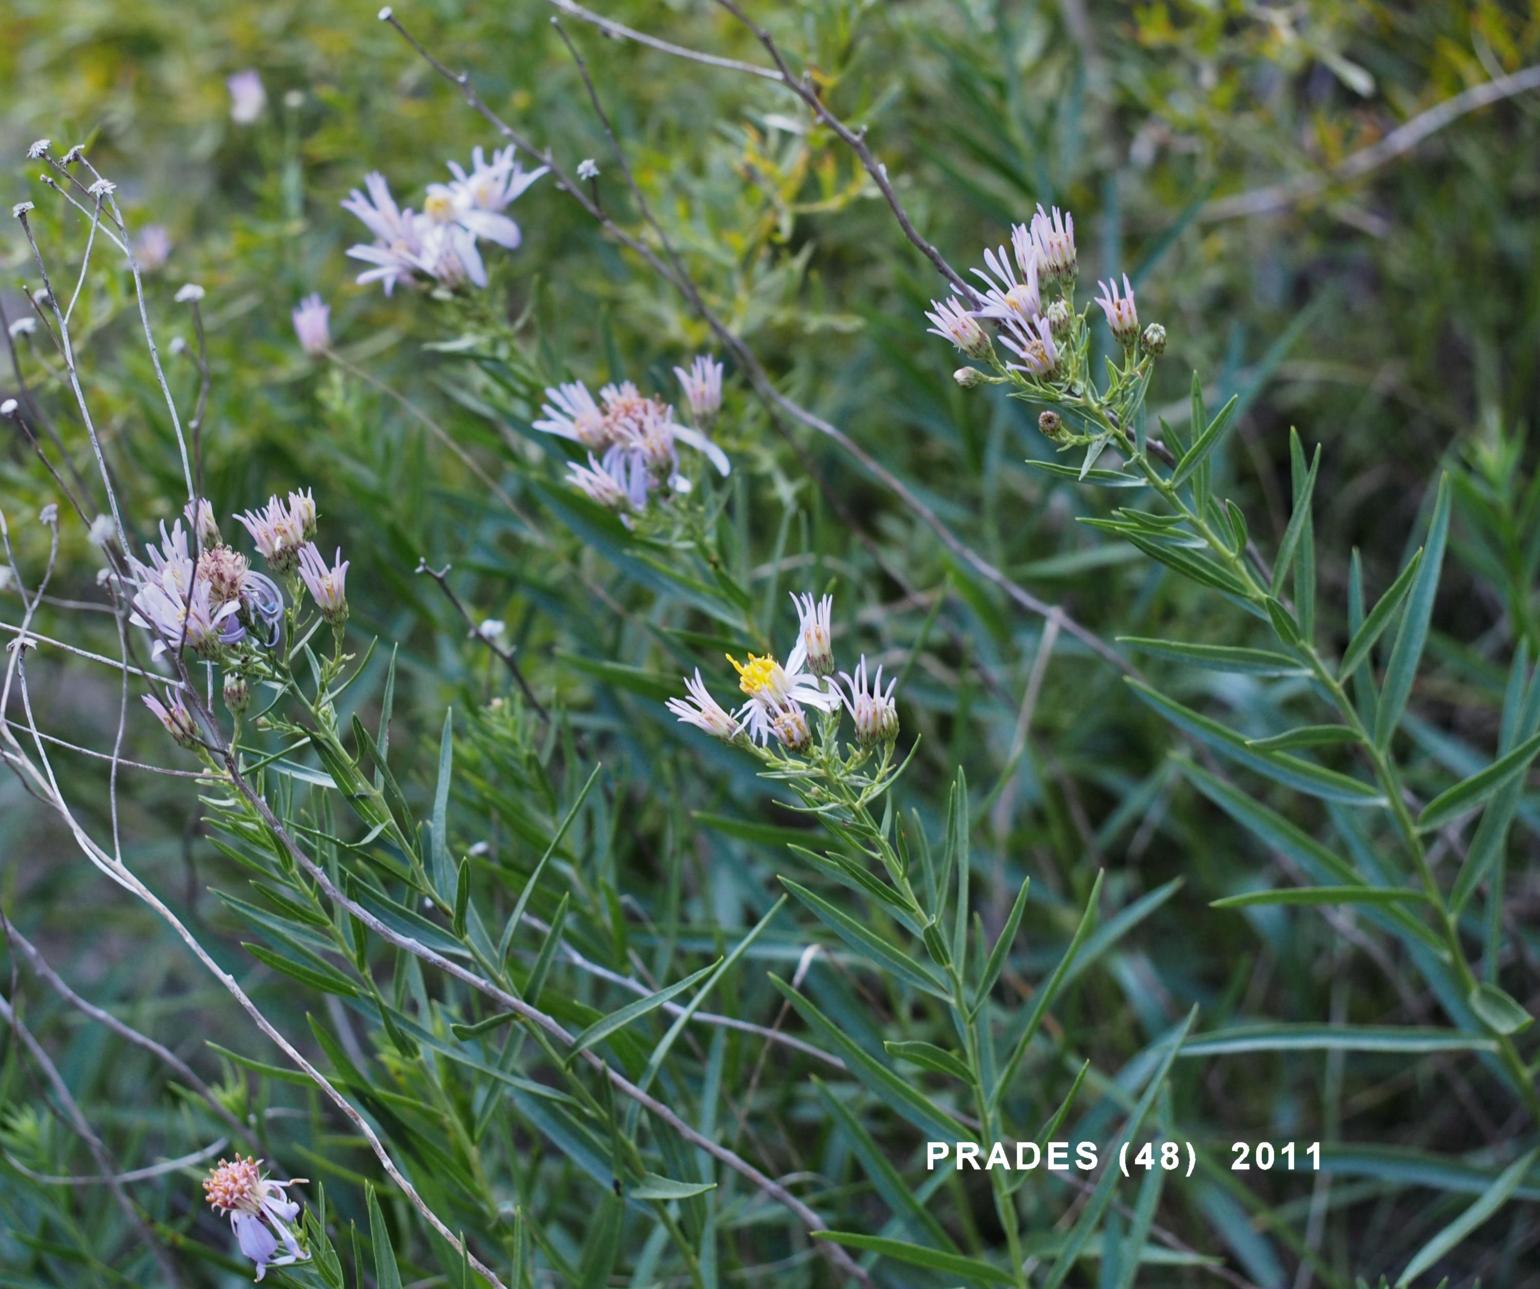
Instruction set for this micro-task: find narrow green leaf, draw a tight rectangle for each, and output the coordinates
[366,1185,404,1289]
[1374,477,1451,746]
[883,1040,972,1081]
[1245,725,1358,751]
[993,871,1105,1111]
[781,879,947,997]
[811,1232,1015,1285]
[1170,394,1239,489]
[1211,885,1423,909]
[566,960,720,1060]
[431,708,454,898]
[1270,438,1320,596]
[627,1174,716,1201]
[974,875,1030,1011]
[1396,1147,1540,1287]
[1118,637,1307,675]
[241,942,358,998]
[1181,1024,1496,1056]
[1417,730,1540,832]
[1340,547,1424,681]
[1044,1012,1197,1288]
[1468,982,1533,1036]
[767,975,969,1140]
[1130,681,1383,804]
[451,857,470,938]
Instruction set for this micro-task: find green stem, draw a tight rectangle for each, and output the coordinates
[1108,425,1540,1124]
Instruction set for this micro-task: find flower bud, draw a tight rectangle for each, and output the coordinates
[1141,323,1167,357]
[772,704,813,753]
[1045,298,1072,336]
[1038,410,1064,438]
[953,366,986,389]
[223,671,251,715]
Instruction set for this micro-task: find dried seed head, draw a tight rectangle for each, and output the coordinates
[1038,410,1064,438]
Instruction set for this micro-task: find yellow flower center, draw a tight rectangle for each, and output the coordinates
[727,653,781,698]
[425,192,454,221]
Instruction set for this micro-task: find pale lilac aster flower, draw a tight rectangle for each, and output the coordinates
[673,355,723,425]
[1030,204,1076,283]
[174,283,205,303]
[8,318,35,339]
[130,574,240,658]
[839,656,899,746]
[203,1155,308,1282]
[197,546,250,607]
[143,692,199,749]
[999,313,1061,379]
[134,225,171,270]
[790,591,835,677]
[576,158,600,181]
[666,669,743,740]
[971,243,1041,328]
[566,453,635,511]
[925,296,991,359]
[343,174,431,295]
[227,70,267,124]
[1095,274,1139,345]
[287,488,317,539]
[535,381,610,450]
[426,145,547,250]
[236,496,306,572]
[184,498,221,547]
[291,294,330,355]
[297,543,348,623]
[87,515,114,547]
[26,140,50,159]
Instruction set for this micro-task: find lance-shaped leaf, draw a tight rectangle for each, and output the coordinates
[1170,391,1240,489]
[1119,637,1307,676]
[1180,1024,1497,1056]
[811,1232,1016,1285]
[1417,730,1540,831]
[565,959,720,1061]
[1340,547,1424,681]
[1396,1147,1540,1287]
[1374,475,1451,746]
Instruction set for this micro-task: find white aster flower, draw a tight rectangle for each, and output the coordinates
[666,669,743,740]
[26,140,50,160]
[790,591,835,677]
[174,283,205,303]
[577,158,600,181]
[88,514,115,547]
[8,318,36,338]
[203,1155,308,1282]
[839,655,899,746]
[727,646,838,746]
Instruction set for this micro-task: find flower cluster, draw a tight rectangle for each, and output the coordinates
[925,203,1164,391]
[534,358,729,515]
[202,1155,307,1281]
[126,490,350,740]
[667,593,899,755]
[343,145,547,294]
